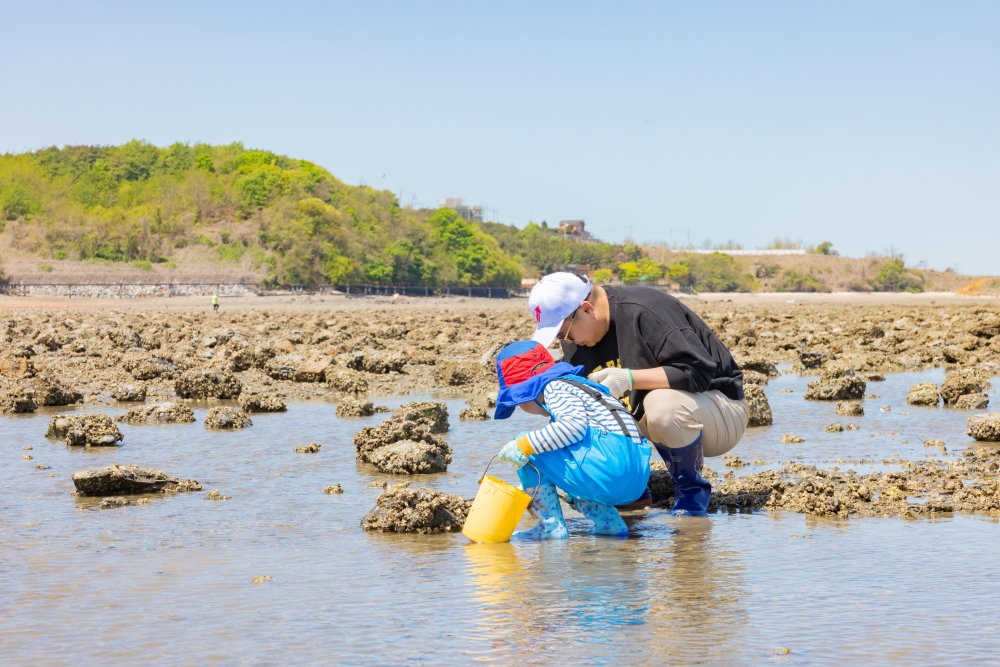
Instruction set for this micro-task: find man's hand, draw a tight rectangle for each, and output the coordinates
[588,367,633,398]
[498,441,529,469]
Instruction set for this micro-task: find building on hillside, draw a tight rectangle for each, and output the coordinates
[439,198,484,223]
[553,264,593,279]
[558,220,590,241]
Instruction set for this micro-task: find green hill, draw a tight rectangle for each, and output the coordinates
[0,141,520,287]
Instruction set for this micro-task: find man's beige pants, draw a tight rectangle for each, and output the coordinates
[638,389,749,457]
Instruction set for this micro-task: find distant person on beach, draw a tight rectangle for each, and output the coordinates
[211,293,219,311]
[528,272,748,516]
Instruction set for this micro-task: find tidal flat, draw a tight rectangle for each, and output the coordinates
[2,299,1000,664]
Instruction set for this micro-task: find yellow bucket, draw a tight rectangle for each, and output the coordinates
[462,457,537,543]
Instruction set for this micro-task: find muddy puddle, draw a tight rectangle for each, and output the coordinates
[2,370,999,665]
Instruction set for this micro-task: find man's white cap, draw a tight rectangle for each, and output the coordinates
[528,272,592,347]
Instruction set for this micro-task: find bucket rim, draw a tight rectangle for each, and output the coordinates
[481,474,531,500]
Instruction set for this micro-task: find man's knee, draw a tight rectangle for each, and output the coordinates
[641,389,701,449]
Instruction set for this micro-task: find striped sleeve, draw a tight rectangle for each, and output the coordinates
[522,382,589,454]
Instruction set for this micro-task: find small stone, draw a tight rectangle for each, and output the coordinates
[835,401,864,416]
[955,393,989,410]
[361,487,471,534]
[866,374,885,382]
[324,484,344,494]
[890,379,926,409]
[459,407,489,421]
[72,463,203,496]
[879,405,891,412]
[20,454,33,460]
[824,423,844,433]
[924,439,946,447]
[115,403,195,424]
[35,464,51,470]
[23,445,32,450]
[205,489,231,500]
[781,434,805,444]
[967,413,1000,442]
[111,383,147,402]
[751,459,766,466]
[745,383,773,426]
[100,496,131,509]
[204,407,252,430]
[723,455,745,468]
[252,575,272,585]
[779,389,794,393]
[845,423,860,430]
[294,442,322,453]
[336,397,375,418]
[238,392,287,413]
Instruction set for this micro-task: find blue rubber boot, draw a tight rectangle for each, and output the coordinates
[513,482,569,540]
[654,433,712,516]
[575,498,629,537]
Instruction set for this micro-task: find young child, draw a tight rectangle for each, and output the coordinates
[493,340,651,539]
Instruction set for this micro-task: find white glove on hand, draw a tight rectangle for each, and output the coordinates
[588,367,633,398]
[498,441,529,470]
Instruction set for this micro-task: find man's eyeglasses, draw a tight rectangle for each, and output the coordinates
[556,308,580,343]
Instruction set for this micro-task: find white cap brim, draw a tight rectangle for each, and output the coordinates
[531,321,563,348]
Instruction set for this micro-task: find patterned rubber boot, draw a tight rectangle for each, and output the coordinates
[575,498,629,537]
[512,483,569,540]
[653,433,712,516]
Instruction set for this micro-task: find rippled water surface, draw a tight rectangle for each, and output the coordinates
[3,369,999,666]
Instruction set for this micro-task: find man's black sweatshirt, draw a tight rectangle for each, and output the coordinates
[563,286,744,420]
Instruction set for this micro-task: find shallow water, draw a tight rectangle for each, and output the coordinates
[2,370,999,666]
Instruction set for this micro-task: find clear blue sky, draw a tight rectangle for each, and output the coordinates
[2,1,998,274]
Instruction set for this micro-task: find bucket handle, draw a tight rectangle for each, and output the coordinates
[479,455,540,501]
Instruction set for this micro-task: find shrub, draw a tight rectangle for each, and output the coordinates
[39,263,53,272]
[132,260,152,271]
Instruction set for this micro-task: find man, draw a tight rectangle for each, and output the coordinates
[211,293,219,312]
[528,272,748,516]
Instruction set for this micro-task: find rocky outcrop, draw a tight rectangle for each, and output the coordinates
[204,407,252,429]
[956,393,990,410]
[967,413,1000,441]
[940,369,992,405]
[0,387,37,413]
[115,403,196,424]
[29,376,83,406]
[293,355,333,382]
[907,382,940,406]
[294,442,321,453]
[264,355,302,380]
[804,365,866,401]
[354,401,451,474]
[459,407,490,421]
[739,356,780,377]
[367,440,450,474]
[744,383,772,427]
[238,392,287,413]
[336,397,375,417]
[836,400,864,416]
[72,463,203,496]
[59,415,124,447]
[361,487,470,533]
[112,383,147,402]
[344,349,406,374]
[325,368,369,395]
[174,369,242,399]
